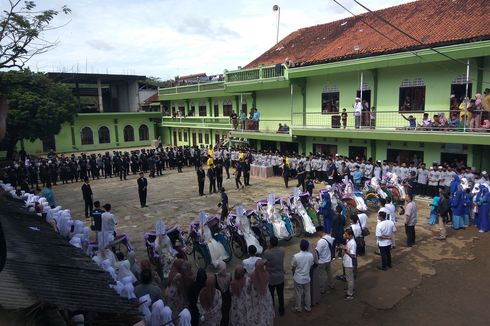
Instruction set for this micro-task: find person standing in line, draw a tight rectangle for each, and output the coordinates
[100,203,117,249]
[342,229,356,300]
[197,165,206,196]
[315,231,335,294]
[291,239,314,312]
[296,162,306,192]
[404,194,417,247]
[243,159,251,186]
[376,211,396,271]
[81,178,93,219]
[262,236,285,316]
[207,164,217,194]
[218,187,229,222]
[137,172,148,208]
[282,159,290,188]
[215,162,223,190]
[224,154,231,179]
[242,245,261,275]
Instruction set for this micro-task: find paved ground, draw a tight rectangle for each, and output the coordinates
[52,165,490,325]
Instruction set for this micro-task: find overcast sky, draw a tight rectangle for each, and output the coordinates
[15,0,411,80]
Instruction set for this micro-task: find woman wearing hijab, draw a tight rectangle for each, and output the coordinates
[165,273,187,320]
[476,185,490,232]
[117,259,137,283]
[450,183,465,230]
[162,306,174,326]
[197,275,222,326]
[128,251,141,281]
[150,299,166,326]
[319,190,333,233]
[229,266,250,326]
[214,261,231,326]
[188,268,207,326]
[249,260,274,326]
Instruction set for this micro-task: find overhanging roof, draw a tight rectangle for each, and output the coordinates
[47,72,146,84]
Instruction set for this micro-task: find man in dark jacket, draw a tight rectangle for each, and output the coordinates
[197,165,205,196]
[137,172,148,208]
[207,164,217,194]
[81,178,93,218]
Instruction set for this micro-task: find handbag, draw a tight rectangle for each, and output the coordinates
[361,227,370,237]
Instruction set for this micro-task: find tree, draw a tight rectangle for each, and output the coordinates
[0,0,71,69]
[0,70,77,158]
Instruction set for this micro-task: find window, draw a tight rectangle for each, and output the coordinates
[214,103,219,117]
[321,92,340,114]
[189,103,195,116]
[178,104,185,117]
[178,131,182,141]
[450,74,472,109]
[204,133,210,144]
[139,124,149,141]
[223,99,233,116]
[198,132,203,143]
[399,78,426,112]
[183,132,188,142]
[199,102,207,116]
[98,126,110,144]
[80,127,94,145]
[171,106,176,116]
[123,125,134,142]
[241,99,247,113]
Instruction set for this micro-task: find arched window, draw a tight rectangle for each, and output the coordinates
[80,127,94,145]
[139,124,149,141]
[98,126,110,144]
[123,125,134,142]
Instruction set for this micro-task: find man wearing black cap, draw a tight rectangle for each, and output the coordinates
[137,172,148,208]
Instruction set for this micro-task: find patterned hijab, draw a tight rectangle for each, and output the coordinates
[230,265,246,297]
[198,275,217,311]
[251,259,269,296]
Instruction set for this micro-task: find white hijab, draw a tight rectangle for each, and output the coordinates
[162,306,173,326]
[102,259,117,282]
[117,260,137,283]
[177,308,192,326]
[150,299,166,326]
[138,294,152,325]
[120,276,136,299]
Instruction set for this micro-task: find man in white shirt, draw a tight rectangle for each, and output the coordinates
[376,211,396,270]
[417,163,429,196]
[342,229,357,300]
[242,245,261,274]
[291,239,314,312]
[100,203,117,249]
[385,197,397,248]
[316,232,335,293]
[354,97,362,129]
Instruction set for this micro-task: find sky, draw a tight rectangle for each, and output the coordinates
[12,0,412,80]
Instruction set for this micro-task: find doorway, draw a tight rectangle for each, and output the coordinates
[450,83,472,108]
[441,152,467,166]
[192,133,197,147]
[356,90,371,107]
[172,131,177,146]
[387,149,424,164]
[42,135,56,152]
[261,140,277,152]
[280,142,298,155]
[313,144,337,157]
[349,146,367,160]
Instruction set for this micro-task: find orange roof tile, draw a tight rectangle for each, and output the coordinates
[245,0,490,68]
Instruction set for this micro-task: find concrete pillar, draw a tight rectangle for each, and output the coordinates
[97,79,104,112]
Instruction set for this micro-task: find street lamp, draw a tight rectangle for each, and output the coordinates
[273,5,280,44]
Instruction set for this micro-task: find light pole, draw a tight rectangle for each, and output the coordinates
[273,5,280,44]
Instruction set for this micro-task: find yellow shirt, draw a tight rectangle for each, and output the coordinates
[207,157,214,166]
[239,152,245,160]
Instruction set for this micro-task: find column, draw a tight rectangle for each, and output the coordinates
[97,79,104,112]
[476,57,484,94]
[114,119,119,145]
[371,69,378,109]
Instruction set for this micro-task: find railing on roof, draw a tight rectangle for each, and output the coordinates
[162,116,232,126]
[225,64,286,83]
[158,81,225,95]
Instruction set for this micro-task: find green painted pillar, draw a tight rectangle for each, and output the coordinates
[235,95,240,114]
[70,123,76,147]
[370,140,376,161]
[185,99,190,116]
[208,97,213,117]
[252,91,256,108]
[114,119,119,144]
[371,69,378,108]
[476,57,484,94]
[257,140,262,151]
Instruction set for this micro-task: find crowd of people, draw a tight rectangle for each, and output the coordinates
[2,143,490,325]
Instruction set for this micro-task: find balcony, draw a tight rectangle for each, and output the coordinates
[225,64,286,83]
[161,116,232,130]
[158,81,225,96]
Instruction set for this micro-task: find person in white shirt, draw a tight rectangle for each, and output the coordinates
[354,97,362,129]
[316,232,335,293]
[417,164,429,196]
[291,239,314,312]
[342,229,356,300]
[385,197,397,248]
[376,211,396,270]
[99,203,117,249]
[242,245,261,274]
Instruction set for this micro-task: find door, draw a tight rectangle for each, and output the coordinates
[348,146,367,160]
[387,149,424,164]
[215,133,220,146]
[172,131,177,146]
[192,133,197,147]
[42,135,56,152]
[313,144,337,157]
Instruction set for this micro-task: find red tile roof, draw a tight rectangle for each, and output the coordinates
[245,0,490,69]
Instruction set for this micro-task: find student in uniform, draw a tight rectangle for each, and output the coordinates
[207,164,217,194]
[282,159,290,188]
[342,229,356,300]
[81,178,93,219]
[218,187,229,221]
[137,172,148,208]
[197,165,205,196]
[91,201,104,242]
[376,211,396,271]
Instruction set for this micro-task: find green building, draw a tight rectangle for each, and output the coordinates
[157,0,490,170]
[19,73,161,154]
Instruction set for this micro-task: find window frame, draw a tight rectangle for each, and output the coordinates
[223,99,233,116]
[98,126,111,144]
[123,125,135,142]
[139,124,149,141]
[399,79,426,112]
[321,91,340,114]
[80,127,94,145]
[198,102,207,117]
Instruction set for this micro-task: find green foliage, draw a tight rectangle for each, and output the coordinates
[0,1,71,69]
[144,76,174,88]
[0,70,77,146]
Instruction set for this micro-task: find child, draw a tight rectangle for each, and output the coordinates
[341,108,348,129]
[400,113,416,129]
[428,195,440,225]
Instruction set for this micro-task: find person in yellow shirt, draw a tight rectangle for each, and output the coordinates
[207,155,214,167]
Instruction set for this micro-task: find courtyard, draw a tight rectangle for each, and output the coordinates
[50,163,490,325]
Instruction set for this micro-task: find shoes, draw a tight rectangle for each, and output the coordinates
[377,266,387,271]
[336,275,346,282]
[344,295,354,301]
[436,236,446,240]
[291,307,302,313]
[304,307,311,312]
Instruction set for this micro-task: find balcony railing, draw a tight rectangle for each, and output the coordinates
[162,116,232,126]
[158,81,225,95]
[291,110,490,133]
[225,64,285,83]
